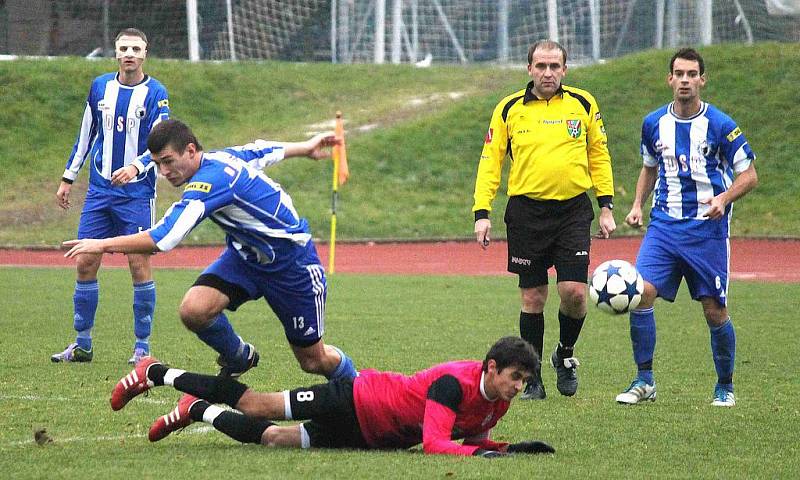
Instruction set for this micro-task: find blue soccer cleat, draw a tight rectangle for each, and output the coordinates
[616,379,657,404]
[711,385,735,407]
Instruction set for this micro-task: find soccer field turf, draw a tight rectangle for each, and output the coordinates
[1,267,797,479]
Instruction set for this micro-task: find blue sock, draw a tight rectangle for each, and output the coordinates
[133,281,156,351]
[630,307,656,385]
[327,345,357,381]
[73,280,99,351]
[196,313,243,362]
[710,318,736,391]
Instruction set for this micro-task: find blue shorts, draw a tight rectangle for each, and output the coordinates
[200,244,327,347]
[636,225,729,306]
[78,190,155,239]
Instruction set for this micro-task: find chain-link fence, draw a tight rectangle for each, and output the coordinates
[1,1,798,63]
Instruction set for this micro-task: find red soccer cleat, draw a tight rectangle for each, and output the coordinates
[110,356,161,411]
[149,393,201,442]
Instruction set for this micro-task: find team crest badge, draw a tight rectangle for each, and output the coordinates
[134,106,146,119]
[566,120,582,138]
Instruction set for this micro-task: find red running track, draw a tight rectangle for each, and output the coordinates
[0,238,797,282]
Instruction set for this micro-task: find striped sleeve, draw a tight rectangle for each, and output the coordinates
[223,140,286,169]
[148,199,206,252]
[63,95,98,181]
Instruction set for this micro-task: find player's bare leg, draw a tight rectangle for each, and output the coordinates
[180,286,259,376]
[262,424,302,447]
[291,341,358,381]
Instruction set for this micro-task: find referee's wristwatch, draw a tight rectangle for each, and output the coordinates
[598,196,613,210]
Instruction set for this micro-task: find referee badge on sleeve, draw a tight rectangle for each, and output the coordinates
[484,128,493,144]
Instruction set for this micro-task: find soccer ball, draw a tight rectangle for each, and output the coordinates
[588,260,644,315]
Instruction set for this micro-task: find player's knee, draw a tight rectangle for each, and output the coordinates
[178,300,213,332]
[75,254,101,278]
[561,286,586,308]
[520,288,546,312]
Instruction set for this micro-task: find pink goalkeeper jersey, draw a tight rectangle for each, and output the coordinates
[353,360,510,455]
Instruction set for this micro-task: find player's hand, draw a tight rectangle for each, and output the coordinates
[56,182,72,210]
[62,239,105,258]
[111,165,139,185]
[625,206,643,228]
[700,195,726,220]
[474,218,491,250]
[306,132,340,160]
[506,440,556,454]
[596,208,616,239]
[473,449,508,458]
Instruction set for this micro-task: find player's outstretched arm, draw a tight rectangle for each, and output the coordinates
[282,132,340,160]
[63,231,157,258]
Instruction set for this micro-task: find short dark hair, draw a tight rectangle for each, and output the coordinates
[528,40,567,65]
[147,119,202,155]
[669,47,704,75]
[482,336,539,375]
[116,28,148,44]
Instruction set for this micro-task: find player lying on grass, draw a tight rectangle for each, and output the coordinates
[112,336,555,457]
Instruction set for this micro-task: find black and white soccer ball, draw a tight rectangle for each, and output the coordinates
[588,260,644,315]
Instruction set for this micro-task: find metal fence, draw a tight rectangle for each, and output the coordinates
[1,1,798,64]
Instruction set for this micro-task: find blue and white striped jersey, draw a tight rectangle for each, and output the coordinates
[641,102,755,238]
[148,141,316,272]
[63,73,170,199]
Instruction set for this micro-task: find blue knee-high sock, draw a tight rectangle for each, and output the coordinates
[630,307,656,385]
[73,280,99,351]
[133,281,156,351]
[196,313,243,362]
[327,345,357,381]
[710,318,736,391]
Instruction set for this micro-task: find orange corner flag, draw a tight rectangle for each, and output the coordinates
[334,111,349,186]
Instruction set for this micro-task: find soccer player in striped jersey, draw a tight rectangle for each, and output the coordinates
[616,48,758,407]
[63,119,357,383]
[52,28,170,365]
[110,336,555,457]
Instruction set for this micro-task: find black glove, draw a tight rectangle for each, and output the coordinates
[473,448,507,458]
[506,440,555,454]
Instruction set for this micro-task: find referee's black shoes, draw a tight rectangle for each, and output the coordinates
[551,350,580,396]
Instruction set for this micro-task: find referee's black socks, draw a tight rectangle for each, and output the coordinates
[557,310,586,359]
[519,311,545,365]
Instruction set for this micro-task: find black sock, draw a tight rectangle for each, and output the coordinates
[557,310,585,358]
[520,312,544,382]
[519,312,544,358]
[147,364,168,386]
[188,399,211,420]
[173,373,249,408]
[211,411,275,444]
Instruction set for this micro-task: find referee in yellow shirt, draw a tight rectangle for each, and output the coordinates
[472,40,616,400]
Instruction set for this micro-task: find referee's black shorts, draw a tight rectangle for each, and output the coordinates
[504,192,594,288]
[288,378,369,449]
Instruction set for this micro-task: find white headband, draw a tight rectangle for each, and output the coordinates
[115,37,147,59]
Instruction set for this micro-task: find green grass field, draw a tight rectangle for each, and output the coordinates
[1,43,799,245]
[1,267,798,479]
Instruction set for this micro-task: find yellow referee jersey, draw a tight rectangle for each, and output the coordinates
[472,82,613,214]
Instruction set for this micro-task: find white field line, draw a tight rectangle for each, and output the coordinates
[5,424,214,447]
[0,394,173,405]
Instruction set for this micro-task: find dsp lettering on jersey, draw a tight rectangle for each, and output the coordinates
[158,99,169,108]
[184,181,211,193]
[484,128,493,144]
[726,127,742,142]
